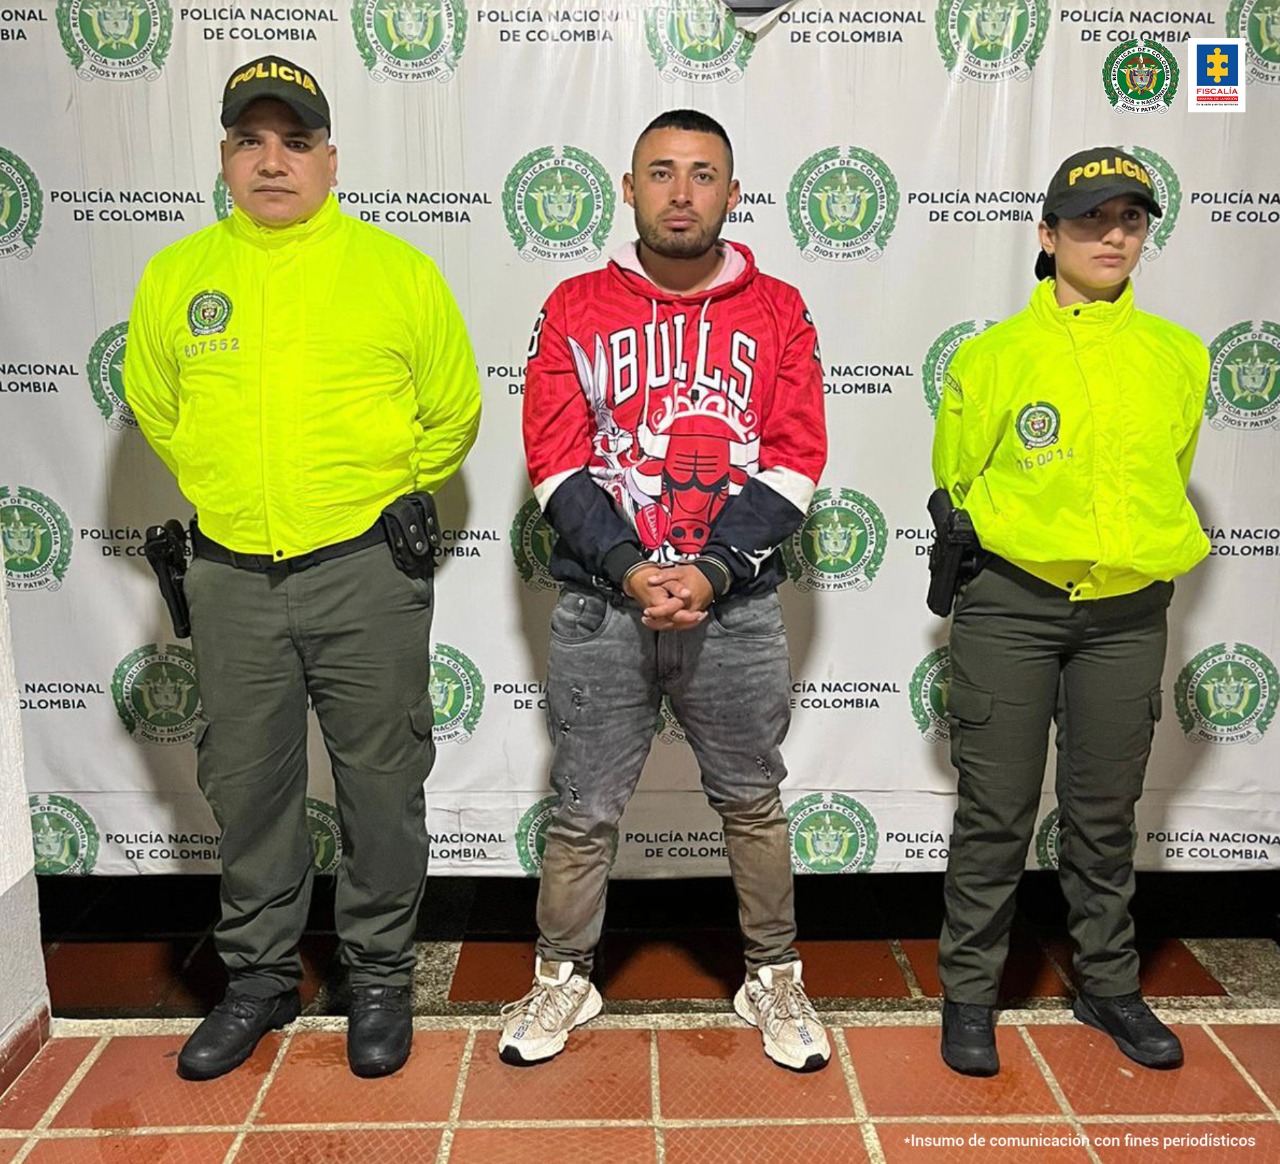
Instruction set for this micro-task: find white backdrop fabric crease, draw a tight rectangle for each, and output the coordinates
[1,0,1277,878]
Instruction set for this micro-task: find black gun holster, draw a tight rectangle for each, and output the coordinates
[143,519,192,639]
[380,491,441,579]
[926,488,986,617]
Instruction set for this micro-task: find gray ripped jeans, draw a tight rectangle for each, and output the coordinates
[535,583,800,975]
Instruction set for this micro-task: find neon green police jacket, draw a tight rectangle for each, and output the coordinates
[126,194,481,558]
[932,278,1209,601]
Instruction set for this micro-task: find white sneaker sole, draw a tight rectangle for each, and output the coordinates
[498,985,604,1067]
[733,986,831,1073]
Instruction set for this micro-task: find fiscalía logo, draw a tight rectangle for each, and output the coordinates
[503,146,614,263]
[112,643,201,744]
[935,0,1047,82]
[352,0,467,83]
[1035,806,1059,869]
[922,320,996,418]
[1175,641,1277,745]
[782,486,887,593]
[787,792,878,873]
[655,695,686,745]
[910,646,951,742]
[516,793,557,876]
[1,486,73,592]
[29,794,100,875]
[1015,401,1060,449]
[1229,0,1280,83]
[645,0,755,83]
[0,148,43,261]
[87,322,136,430]
[430,642,485,743]
[787,147,899,263]
[56,0,172,81]
[1124,145,1180,262]
[187,290,232,337]
[307,797,343,874]
[1188,40,1246,111]
[1104,38,1179,114]
[1206,320,1280,431]
[510,497,555,592]
[213,173,234,221]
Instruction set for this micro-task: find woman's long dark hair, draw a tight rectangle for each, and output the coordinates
[1034,213,1059,280]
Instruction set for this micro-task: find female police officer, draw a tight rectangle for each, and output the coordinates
[931,147,1209,1077]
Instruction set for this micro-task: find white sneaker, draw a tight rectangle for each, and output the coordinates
[498,956,603,1066]
[733,960,831,1072]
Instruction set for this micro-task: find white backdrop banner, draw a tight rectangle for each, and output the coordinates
[2,0,1278,878]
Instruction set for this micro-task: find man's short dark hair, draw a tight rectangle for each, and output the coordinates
[634,109,734,175]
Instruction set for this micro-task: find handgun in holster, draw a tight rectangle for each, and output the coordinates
[926,487,984,617]
[143,519,192,639]
[380,491,442,579]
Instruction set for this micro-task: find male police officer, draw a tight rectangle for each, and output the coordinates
[126,56,480,1080]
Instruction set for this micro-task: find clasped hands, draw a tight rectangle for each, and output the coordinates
[623,564,714,632]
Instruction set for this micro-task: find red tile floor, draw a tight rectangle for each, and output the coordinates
[17,873,1280,1160]
[1,1017,1279,1163]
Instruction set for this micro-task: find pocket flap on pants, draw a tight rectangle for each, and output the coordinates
[946,680,994,725]
[408,690,436,740]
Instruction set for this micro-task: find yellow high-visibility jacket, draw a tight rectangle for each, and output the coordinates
[933,278,1209,600]
[126,194,481,558]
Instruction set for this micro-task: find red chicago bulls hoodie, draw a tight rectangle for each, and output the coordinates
[522,240,827,599]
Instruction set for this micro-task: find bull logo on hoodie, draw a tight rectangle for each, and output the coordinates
[568,322,759,559]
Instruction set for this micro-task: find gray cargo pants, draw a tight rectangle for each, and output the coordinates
[939,557,1172,1004]
[184,543,436,998]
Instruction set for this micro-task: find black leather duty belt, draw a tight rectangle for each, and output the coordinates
[190,521,385,573]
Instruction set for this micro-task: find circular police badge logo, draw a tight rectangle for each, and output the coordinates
[55,0,172,81]
[909,646,951,743]
[0,148,43,262]
[516,794,557,876]
[922,320,997,418]
[1,486,72,593]
[112,643,201,745]
[29,794,100,875]
[213,174,233,221]
[1175,642,1278,745]
[1104,38,1179,114]
[1015,401,1060,449]
[1034,806,1060,869]
[306,797,343,874]
[510,497,555,592]
[87,322,135,430]
[654,695,686,745]
[787,147,899,263]
[503,146,614,264]
[1125,145,1180,262]
[1205,321,1280,431]
[645,0,755,84]
[187,290,232,337]
[430,642,485,744]
[935,0,1047,82]
[787,792,878,873]
[782,487,887,593]
[1228,0,1280,84]
[352,0,467,83]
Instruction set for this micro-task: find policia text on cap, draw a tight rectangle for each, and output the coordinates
[123,54,481,1083]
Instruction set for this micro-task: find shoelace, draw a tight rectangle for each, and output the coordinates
[500,980,582,1030]
[756,976,818,1034]
[213,996,273,1022]
[952,1003,993,1032]
[352,988,409,1013]
[1108,993,1153,1022]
